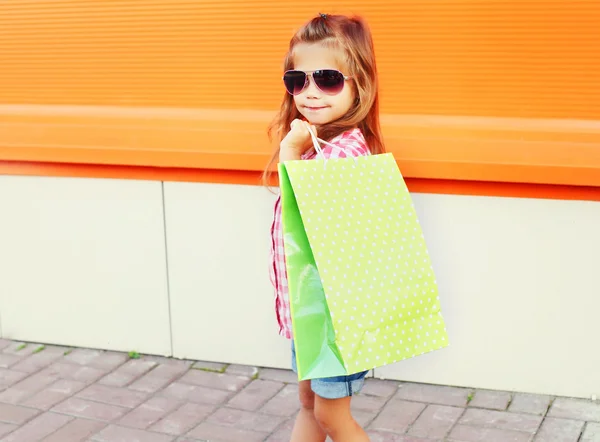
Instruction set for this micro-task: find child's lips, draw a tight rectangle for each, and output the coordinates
[304,105,329,111]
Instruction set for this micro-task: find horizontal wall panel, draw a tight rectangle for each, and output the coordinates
[375,193,600,399]
[0,175,171,355]
[164,181,290,368]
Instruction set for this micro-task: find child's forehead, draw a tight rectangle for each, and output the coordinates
[292,42,348,71]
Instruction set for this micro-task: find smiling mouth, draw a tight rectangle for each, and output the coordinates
[304,106,328,111]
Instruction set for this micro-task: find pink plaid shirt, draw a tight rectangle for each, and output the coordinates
[269,128,371,339]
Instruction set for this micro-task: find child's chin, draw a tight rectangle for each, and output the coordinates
[304,116,333,126]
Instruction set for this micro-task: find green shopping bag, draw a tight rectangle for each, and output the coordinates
[279,134,449,381]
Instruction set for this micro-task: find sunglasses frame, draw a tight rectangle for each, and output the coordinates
[283,69,352,96]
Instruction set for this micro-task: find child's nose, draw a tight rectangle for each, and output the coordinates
[304,75,322,97]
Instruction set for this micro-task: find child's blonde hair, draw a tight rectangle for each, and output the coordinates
[264,13,385,184]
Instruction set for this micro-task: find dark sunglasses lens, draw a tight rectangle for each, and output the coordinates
[313,70,345,94]
[283,71,307,95]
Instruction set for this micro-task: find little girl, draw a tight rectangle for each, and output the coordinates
[266,13,385,442]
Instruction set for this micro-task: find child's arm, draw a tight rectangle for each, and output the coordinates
[279,147,302,162]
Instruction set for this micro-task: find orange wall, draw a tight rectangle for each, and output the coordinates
[2,0,599,117]
[1,1,599,198]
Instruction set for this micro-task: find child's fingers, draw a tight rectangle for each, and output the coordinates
[290,119,307,131]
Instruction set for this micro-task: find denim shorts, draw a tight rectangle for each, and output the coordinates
[291,340,369,399]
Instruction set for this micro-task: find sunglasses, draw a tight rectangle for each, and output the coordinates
[283,69,351,96]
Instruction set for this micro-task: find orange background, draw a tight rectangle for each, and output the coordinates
[1,1,599,199]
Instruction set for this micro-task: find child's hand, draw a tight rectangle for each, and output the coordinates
[280,119,317,157]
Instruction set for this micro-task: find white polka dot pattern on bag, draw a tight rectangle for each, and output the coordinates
[285,153,449,375]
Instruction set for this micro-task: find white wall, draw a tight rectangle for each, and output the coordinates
[0,175,598,399]
[0,176,171,355]
[376,194,600,399]
[163,182,290,369]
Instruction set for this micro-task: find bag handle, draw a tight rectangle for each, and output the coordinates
[303,122,360,167]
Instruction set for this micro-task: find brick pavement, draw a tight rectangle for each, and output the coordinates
[0,339,599,441]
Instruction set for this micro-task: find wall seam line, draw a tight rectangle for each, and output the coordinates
[161,181,175,357]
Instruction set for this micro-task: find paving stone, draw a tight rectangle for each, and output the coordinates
[227,379,284,411]
[260,384,300,417]
[367,431,442,442]
[6,339,599,442]
[226,364,259,378]
[362,378,400,398]
[582,422,600,441]
[509,393,552,416]
[449,424,531,441]
[354,409,378,427]
[129,364,189,394]
[64,348,104,365]
[191,361,227,372]
[2,343,40,357]
[533,417,585,441]
[0,422,18,438]
[76,384,149,408]
[88,351,130,371]
[143,356,193,369]
[258,368,298,384]
[11,346,66,374]
[0,369,28,390]
[149,402,215,435]
[98,359,157,388]
[206,407,285,433]
[39,362,106,384]
[469,390,512,410]
[0,403,40,425]
[352,393,389,413]
[0,355,23,369]
[366,430,404,442]
[459,408,543,433]
[1,412,72,442]
[43,417,107,442]
[396,436,440,442]
[118,396,183,429]
[395,383,472,407]
[408,404,464,439]
[369,399,426,433]
[367,430,412,442]
[187,422,269,442]
[0,373,58,404]
[21,379,87,410]
[178,370,250,393]
[51,397,129,421]
[161,382,231,406]
[368,432,437,442]
[91,424,176,442]
[265,418,295,442]
[548,398,600,422]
